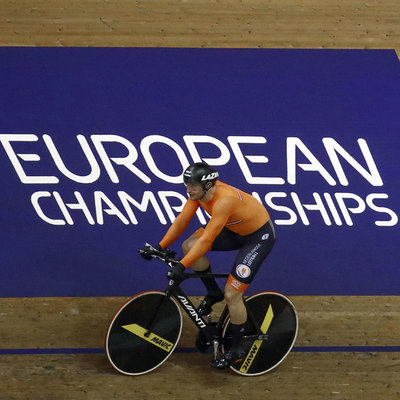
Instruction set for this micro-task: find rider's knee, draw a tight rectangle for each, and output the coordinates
[224,287,243,305]
[182,235,197,254]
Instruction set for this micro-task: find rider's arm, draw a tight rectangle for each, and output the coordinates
[159,199,199,249]
[179,197,238,268]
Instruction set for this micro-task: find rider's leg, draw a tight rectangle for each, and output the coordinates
[224,283,247,354]
[182,234,210,272]
[224,284,247,324]
[211,222,276,368]
[182,235,224,301]
[209,283,247,369]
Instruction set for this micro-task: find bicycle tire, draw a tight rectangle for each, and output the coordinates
[106,291,183,375]
[222,291,298,376]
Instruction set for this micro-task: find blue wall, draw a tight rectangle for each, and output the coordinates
[0,48,399,296]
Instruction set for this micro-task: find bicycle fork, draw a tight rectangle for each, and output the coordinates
[143,292,171,337]
[142,283,189,336]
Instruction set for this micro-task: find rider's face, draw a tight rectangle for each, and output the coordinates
[186,182,203,201]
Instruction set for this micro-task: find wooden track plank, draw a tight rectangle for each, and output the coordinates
[0,352,398,400]
[0,296,398,349]
[0,0,399,52]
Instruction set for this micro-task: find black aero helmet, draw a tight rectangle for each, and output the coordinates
[183,162,219,193]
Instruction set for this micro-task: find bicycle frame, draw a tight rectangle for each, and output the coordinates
[167,274,229,345]
[107,246,299,376]
[139,245,269,350]
[141,271,268,360]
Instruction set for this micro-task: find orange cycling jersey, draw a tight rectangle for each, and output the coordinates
[159,181,270,268]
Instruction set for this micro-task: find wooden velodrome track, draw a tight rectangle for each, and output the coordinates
[0,1,399,399]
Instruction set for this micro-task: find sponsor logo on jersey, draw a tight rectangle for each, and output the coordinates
[230,278,242,289]
[236,264,251,279]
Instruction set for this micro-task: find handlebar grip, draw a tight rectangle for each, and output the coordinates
[139,243,179,264]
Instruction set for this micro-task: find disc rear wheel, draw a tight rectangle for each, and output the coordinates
[222,292,298,376]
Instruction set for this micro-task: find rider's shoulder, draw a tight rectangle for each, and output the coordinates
[215,181,242,198]
[214,184,241,206]
[215,180,235,192]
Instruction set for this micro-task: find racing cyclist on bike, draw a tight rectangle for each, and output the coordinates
[142,162,276,369]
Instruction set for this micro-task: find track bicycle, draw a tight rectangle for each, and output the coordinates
[105,244,298,376]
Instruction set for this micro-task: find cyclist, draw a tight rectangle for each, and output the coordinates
[142,162,275,369]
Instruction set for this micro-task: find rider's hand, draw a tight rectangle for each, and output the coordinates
[167,262,186,281]
[161,247,176,259]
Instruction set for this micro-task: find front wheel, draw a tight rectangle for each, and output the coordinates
[105,291,183,375]
[222,292,298,376]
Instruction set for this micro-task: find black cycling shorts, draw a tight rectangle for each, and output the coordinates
[211,220,276,288]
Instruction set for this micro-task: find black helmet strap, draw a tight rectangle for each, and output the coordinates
[201,181,214,198]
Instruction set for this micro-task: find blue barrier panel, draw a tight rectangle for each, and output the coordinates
[0,48,399,296]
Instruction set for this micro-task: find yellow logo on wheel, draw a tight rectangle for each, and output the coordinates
[122,323,174,352]
[240,304,274,373]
